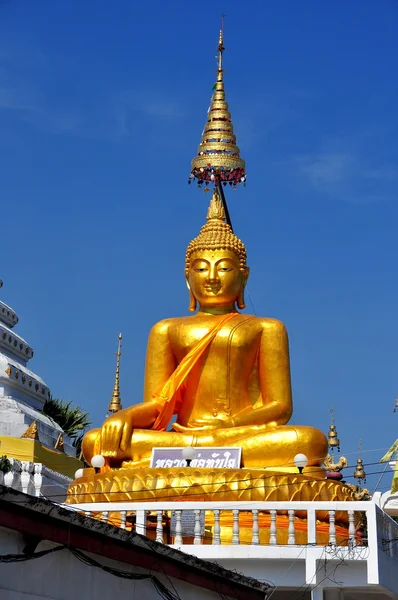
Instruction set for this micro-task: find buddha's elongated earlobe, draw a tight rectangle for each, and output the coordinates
[186,279,197,312]
[237,287,246,310]
[237,267,249,310]
[188,288,197,312]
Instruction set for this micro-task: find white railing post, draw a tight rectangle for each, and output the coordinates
[136,510,147,536]
[120,510,127,530]
[174,510,182,546]
[156,511,163,543]
[102,510,109,523]
[251,509,259,545]
[213,509,221,545]
[232,509,240,545]
[288,509,296,545]
[270,509,277,545]
[328,510,336,545]
[348,510,356,547]
[194,509,202,545]
[307,508,317,545]
[33,463,42,497]
[20,462,30,494]
[3,461,15,488]
[366,504,380,585]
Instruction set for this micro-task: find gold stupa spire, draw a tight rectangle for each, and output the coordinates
[108,333,123,414]
[190,19,246,188]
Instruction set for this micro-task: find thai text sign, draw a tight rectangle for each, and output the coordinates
[150,447,241,469]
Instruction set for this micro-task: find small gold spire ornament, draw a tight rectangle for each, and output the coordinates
[354,439,366,485]
[21,421,40,441]
[327,405,340,452]
[189,19,246,187]
[54,433,65,452]
[108,333,123,414]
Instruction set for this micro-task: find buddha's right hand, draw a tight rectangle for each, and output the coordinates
[100,408,135,457]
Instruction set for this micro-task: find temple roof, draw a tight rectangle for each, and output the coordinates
[0,353,50,403]
[0,322,34,363]
[0,300,19,329]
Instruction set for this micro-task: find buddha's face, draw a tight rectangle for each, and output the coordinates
[187,249,248,309]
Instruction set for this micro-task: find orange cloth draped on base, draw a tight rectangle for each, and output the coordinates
[151,312,238,431]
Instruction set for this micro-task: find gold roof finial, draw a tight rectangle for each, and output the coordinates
[189,17,246,188]
[327,405,340,452]
[108,333,123,414]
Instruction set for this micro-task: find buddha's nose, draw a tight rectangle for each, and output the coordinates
[207,265,219,282]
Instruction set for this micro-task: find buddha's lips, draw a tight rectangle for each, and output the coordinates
[204,284,221,293]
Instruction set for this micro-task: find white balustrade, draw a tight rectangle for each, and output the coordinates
[65,498,398,571]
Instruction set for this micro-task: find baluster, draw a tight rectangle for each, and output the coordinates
[213,509,221,545]
[288,509,296,545]
[136,510,147,536]
[232,509,240,545]
[102,511,109,523]
[85,511,91,518]
[269,509,277,545]
[156,511,163,543]
[33,463,42,497]
[251,509,259,545]
[120,511,127,530]
[174,510,183,546]
[328,510,336,545]
[194,509,202,545]
[4,467,14,488]
[348,510,356,547]
[20,462,30,494]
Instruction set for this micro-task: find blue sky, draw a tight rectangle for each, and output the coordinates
[1,1,397,491]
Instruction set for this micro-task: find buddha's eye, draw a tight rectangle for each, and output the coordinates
[218,267,233,272]
[194,266,208,272]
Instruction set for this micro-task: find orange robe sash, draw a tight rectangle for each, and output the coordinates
[151,312,238,431]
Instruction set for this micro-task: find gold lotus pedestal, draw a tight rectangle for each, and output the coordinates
[67,467,360,545]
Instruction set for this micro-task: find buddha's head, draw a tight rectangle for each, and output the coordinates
[185,191,249,312]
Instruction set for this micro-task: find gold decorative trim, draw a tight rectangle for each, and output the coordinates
[66,467,358,512]
[21,421,40,441]
[192,155,245,170]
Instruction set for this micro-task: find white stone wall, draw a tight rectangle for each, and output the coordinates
[0,526,232,600]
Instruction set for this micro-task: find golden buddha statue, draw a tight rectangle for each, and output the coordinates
[82,192,328,473]
[68,27,359,519]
